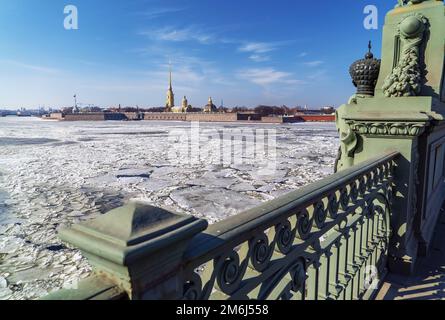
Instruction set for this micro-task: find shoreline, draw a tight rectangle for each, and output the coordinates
[42,111,336,124]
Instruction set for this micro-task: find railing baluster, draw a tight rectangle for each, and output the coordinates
[328,242,340,300]
[337,233,348,300]
[306,261,319,301]
[317,252,330,300]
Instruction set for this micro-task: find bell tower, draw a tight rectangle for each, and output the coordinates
[182,96,188,112]
[165,63,175,112]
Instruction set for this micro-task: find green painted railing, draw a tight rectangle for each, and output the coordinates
[43,151,398,300]
[180,152,397,300]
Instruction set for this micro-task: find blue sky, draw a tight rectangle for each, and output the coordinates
[0,0,396,109]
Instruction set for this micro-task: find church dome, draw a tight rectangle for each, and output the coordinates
[204,97,217,113]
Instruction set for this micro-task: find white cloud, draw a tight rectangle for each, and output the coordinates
[238,41,293,63]
[137,7,186,19]
[298,52,308,58]
[0,60,59,74]
[237,68,302,86]
[249,54,270,62]
[303,60,324,67]
[239,42,278,54]
[139,26,215,44]
[129,42,234,91]
[307,69,328,80]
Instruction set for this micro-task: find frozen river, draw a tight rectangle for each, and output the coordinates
[0,116,339,300]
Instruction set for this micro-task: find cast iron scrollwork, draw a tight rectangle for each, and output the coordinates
[181,153,397,300]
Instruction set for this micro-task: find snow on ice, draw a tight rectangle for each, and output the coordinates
[0,117,339,300]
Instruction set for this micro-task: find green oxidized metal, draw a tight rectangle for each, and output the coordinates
[337,0,445,275]
[382,13,428,97]
[349,42,381,97]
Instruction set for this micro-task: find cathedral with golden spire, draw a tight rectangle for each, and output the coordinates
[165,63,191,113]
[165,63,175,112]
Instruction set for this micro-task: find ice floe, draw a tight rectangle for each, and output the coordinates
[0,117,339,299]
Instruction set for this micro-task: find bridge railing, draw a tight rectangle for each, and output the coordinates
[43,151,399,300]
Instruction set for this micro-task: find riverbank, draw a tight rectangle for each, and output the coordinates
[43,111,335,123]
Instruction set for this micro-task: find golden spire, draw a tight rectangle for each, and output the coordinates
[165,60,175,111]
[169,60,172,90]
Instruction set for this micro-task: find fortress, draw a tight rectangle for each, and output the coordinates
[164,63,218,114]
[42,62,335,123]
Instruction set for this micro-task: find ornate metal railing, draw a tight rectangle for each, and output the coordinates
[179,151,397,300]
[43,151,398,300]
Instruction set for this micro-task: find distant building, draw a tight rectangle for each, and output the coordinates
[170,96,192,113]
[321,106,335,114]
[204,97,217,113]
[165,65,175,112]
[164,64,193,113]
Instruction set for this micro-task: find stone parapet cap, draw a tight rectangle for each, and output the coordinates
[353,96,434,110]
[343,96,445,121]
[388,0,443,18]
[342,112,432,123]
[59,201,208,266]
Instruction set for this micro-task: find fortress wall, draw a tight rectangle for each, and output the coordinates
[143,113,187,121]
[64,113,127,121]
[261,116,283,124]
[143,112,238,122]
[185,113,238,122]
[61,112,334,123]
[124,112,142,120]
[237,113,262,121]
[64,113,107,121]
[45,113,64,120]
[104,113,127,121]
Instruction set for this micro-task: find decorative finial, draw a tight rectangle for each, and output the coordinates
[349,41,381,96]
[365,41,374,59]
